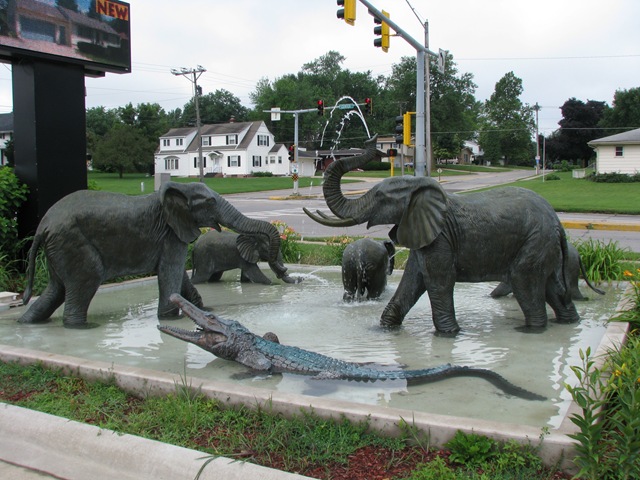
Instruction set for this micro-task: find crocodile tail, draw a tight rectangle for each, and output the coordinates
[403,365,546,401]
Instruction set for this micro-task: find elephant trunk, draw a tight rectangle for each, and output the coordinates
[215,196,291,281]
[305,135,380,226]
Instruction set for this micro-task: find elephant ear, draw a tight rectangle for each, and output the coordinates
[236,234,262,263]
[396,182,448,249]
[161,183,202,244]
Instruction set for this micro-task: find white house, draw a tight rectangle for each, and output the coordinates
[588,128,640,175]
[154,120,291,177]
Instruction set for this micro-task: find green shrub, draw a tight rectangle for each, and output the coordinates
[325,234,354,264]
[251,171,274,177]
[543,173,561,181]
[0,166,29,259]
[574,239,628,283]
[362,161,391,171]
[271,220,302,263]
[565,342,640,480]
[587,172,640,183]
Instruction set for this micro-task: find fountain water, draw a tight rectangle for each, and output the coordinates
[0,266,623,429]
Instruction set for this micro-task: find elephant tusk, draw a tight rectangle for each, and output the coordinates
[303,207,359,227]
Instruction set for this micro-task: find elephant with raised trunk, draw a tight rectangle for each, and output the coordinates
[304,135,579,334]
[19,182,291,327]
[191,229,298,285]
[342,238,395,301]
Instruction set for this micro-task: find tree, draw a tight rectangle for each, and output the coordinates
[180,89,248,126]
[384,54,479,162]
[600,87,640,134]
[249,51,380,149]
[92,124,153,178]
[545,98,605,167]
[479,72,534,166]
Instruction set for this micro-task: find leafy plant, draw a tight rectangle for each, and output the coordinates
[574,239,628,284]
[325,234,354,264]
[271,220,302,263]
[445,430,497,467]
[565,344,640,480]
[0,166,29,259]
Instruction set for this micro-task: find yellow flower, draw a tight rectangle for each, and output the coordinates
[623,270,634,278]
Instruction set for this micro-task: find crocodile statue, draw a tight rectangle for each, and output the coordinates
[158,294,546,401]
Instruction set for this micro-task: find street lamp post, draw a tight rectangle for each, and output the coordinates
[171,65,206,182]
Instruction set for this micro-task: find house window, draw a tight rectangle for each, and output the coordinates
[252,156,262,167]
[176,138,183,146]
[202,136,210,146]
[164,157,179,170]
[226,135,238,145]
[193,157,207,168]
[257,135,270,146]
[269,156,276,164]
[228,155,240,167]
[615,146,624,157]
[162,139,170,147]
[278,156,282,164]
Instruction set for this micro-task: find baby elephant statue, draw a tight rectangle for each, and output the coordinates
[19,182,292,328]
[490,242,605,301]
[342,238,395,301]
[191,230,298,285]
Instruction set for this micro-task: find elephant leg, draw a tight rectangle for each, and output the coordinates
[157,262,186,319]
[17,277,65,324]
[240,265,272,285]
[510,274,549,329]
[380,253,429,328]
[545,275,580,324]
[180,271,203,308]
[62,277,101,327]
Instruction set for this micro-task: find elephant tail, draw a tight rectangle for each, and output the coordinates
[22,233,43,305]
[577,254,606,296]
[559,229,573,306]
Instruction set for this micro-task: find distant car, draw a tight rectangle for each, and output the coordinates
[404,162,414,168]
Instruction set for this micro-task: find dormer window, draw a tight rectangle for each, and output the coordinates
[226,135,238,145]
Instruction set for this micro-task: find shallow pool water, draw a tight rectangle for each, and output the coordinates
[0,266,623,428]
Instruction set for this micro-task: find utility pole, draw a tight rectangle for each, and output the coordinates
[534,102,540,175]
[171,65,206,182]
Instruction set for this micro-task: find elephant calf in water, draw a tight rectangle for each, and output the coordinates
[191,229,299,285]
[341,238,395,301]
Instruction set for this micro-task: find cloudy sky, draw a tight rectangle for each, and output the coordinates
[0,0,638,133]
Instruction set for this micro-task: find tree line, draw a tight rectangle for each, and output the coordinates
[85,50,640,176]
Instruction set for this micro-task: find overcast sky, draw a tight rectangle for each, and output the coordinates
[1,0,638,134]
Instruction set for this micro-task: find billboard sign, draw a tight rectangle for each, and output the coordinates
[0,0,131,74]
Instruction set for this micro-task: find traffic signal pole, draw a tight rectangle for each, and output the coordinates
[357,0,438,177]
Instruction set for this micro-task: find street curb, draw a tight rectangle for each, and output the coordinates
[561,221,640,232]
[0,402,312,480]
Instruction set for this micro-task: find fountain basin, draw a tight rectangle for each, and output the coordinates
[0,266,629,472]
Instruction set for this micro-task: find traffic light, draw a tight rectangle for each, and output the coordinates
[394,115,404,145]
[288,145,296,162]
[317,99,324,116]
[395,113,412,146]
[387,148,397,157]
[364,97,372,115]
[373,10,390,52]
[336,0,356,26]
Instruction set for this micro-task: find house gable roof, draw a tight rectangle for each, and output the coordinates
[589,127,640,146]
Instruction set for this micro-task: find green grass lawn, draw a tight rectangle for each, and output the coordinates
[89,172,334,196]
[498,171,640,214]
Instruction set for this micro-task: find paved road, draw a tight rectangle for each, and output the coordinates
[224,170,640,252]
